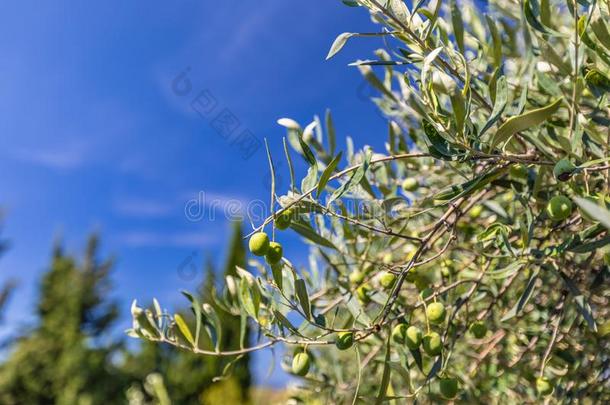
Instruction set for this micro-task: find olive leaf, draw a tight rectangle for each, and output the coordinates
[490,98,563,150]
[327,33,354,60]
[174,313,195,347]
[295,279,311,320]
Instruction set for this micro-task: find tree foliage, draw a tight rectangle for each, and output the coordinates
[0,236,124,405]
[132,1,610,403]
[124,221,251,404]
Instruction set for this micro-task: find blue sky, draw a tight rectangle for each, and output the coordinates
[0,0,389,386]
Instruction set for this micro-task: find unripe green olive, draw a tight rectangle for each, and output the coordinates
[402,177,419,192]
[382,253,393,265]
[265,241,283,264]
[439,377,459,399]
[349,270,365,285]
[379,272,397,289]
[335,331,354,350]
[422,332,442,356]
[291,351,311,376]
[536,377,554,396]
[469,321,487,339]
[356,284,371,304]
[469,205,483,219]
[275,208,293,230]
[405,325,423,350]
[249,232,270,256]
[546,195,573,221]
[553,158,577,182]
[426,302,446,324]
[391,323,408,344]
[510,164,528,179]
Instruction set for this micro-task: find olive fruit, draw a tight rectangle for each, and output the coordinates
[469,321,487,339]
[274,208,293,230]
[291,351,311,376]
[405,325,423,350]
[382,253,393,265]
[349,270,365,285]
[249,232,270,256]
[510,164,528,179]
[380,272,397,289]
[422,332,442,356]
[469,205,483,219]
[335,331,354,350]
[402,177,419,192]
[553,158,577,182]
[356,284,372,304]
[546,195,572,221]
[536,377,554,396]
[439,377,459,399]
[391,323,408,344]
[426,302,446,324]
[265,241,283,264]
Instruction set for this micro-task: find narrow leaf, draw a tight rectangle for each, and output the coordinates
[491,98,563,149]
[317,152,343,197]
[174,313,195,347]
[295,279,311,320]
[327,33,353,60]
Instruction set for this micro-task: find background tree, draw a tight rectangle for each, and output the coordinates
[0,236,126,405]
[132,0,610,403]
[0,218,17,343]
[124,220,251,404]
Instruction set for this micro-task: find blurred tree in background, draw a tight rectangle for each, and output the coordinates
[0,236,125,404]
[123,221,251,404]
[0,221,16,337]
[0,221,252,404]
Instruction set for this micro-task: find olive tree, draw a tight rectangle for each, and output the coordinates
[129,0,610,402]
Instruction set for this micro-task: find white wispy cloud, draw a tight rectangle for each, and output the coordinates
[113,198,174,218]
[11,142,88,170]
[117,230,215,248]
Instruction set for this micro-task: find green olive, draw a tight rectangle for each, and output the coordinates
[426,302,446,324]
[469,321,487,339]
[536,377,554,396]
[335,331,354,350]
[349,270,365,285]
[422,332,442,356]
[439,377,459,399]
[509,164,528,179]
[469,205,483,219]
[248,232,270,256]
[546,195,573,221]
[402,178,419,192]
[275,208,293,230]
[380,272,397,289]
[265,241,283,264]
[356,284,372,304]
[405,325,423,350]
[391,323,408,344]
[553,158,576,182]
[291,351,311,376]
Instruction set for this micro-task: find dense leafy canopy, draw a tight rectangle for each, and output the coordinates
[132,0,610,403]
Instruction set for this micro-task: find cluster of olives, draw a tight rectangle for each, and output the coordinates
[248,232,283,264]
[389,302,489,399]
